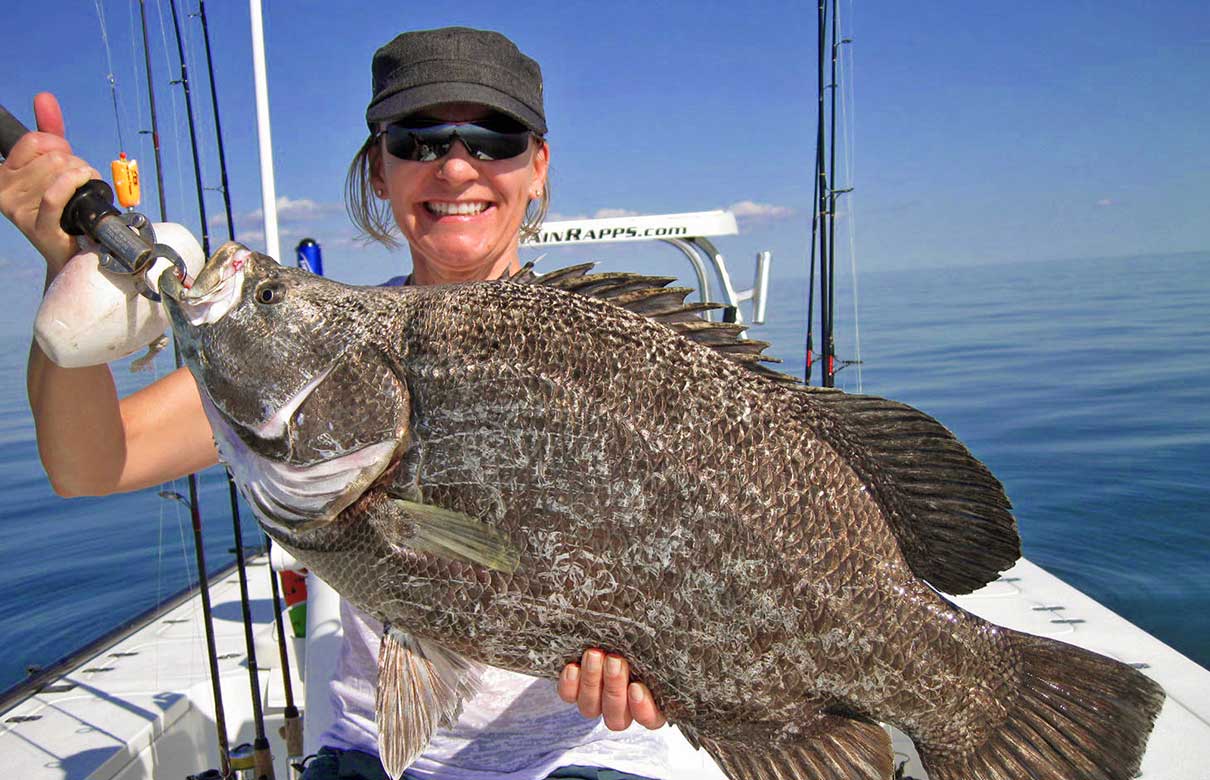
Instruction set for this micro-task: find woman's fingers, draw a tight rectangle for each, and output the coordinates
[626,681,667,729]
[0,116,96,273]
[557,661,580,704]
[600,654,633,731]
[575,649,605,719]
[558,649,667,731]
[34,92,66,137]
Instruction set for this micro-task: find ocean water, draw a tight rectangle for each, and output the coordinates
[0,250,1207,693]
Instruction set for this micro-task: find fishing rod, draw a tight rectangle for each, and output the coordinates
[166,0,274,777]
[813,0,832,387]
[824,0,840,388]
[195,1,304,770]
[805,155,819,385]
[137,0,234,776]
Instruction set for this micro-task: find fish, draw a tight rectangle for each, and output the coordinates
[161,242,1164,780]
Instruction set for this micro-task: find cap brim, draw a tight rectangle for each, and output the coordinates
[366,82,546,134]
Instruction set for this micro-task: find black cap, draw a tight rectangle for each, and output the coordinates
[366,27,546,134]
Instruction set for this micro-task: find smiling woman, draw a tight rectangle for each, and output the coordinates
[299,29,672,780]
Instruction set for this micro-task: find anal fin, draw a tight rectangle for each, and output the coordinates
[699,716,893,780]
[376,625,484,779]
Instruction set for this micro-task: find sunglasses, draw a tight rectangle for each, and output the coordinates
[382,116,534,162]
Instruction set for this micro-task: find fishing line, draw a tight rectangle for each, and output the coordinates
[153,0,190,226]
[93,0,127,152]
[198,0,236,240]
[182,3,215,203]
[125,0,151,177]
[838,0,863,393]
[138,0,168,221]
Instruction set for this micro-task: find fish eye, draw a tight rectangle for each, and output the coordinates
[256,281,285,305]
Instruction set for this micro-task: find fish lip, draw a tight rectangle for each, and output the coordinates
[169,243,251,326]
[158,265,185,302]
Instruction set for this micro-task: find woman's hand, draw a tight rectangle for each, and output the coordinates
[558,649,667,731]
[0,93,101,276]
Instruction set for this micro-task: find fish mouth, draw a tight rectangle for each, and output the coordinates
[162,242,251,326]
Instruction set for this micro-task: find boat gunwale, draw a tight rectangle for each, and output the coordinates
[0,557,245,715]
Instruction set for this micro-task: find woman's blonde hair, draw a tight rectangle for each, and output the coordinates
[344,133,550,249]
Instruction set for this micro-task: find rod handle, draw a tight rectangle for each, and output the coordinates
[282,709,304,760]
[0,103,29,158]
[60,179,122,237]
[254,737,276,780]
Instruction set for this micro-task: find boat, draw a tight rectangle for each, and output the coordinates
[2,5,1207,779]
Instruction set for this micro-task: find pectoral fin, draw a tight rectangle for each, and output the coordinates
[376,625,484,779]
[383,498,521,574]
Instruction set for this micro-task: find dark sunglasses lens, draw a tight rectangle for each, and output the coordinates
[455,125,532,161]
[384,122,530,162]
[384,125,448,162]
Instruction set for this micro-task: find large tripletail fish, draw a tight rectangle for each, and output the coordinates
[162,243,1163,780]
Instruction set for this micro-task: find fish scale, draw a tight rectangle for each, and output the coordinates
[163,243,1164,780]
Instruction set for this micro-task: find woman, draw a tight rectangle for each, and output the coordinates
[0,26,669,780]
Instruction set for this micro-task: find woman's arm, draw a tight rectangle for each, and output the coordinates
[28,357,219,496]
[4,94,218,496]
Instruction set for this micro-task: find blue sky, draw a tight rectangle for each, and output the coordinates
[0,1,1206,291]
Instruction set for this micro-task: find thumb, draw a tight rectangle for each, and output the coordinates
[33,93,66,138]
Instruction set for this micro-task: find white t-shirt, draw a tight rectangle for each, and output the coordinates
[319,600,670,780]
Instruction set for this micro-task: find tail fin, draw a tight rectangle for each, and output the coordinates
[921,632,1164,780]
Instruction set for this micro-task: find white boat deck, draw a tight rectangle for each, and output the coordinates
[1,555,1207,779]
[0,556,303,780]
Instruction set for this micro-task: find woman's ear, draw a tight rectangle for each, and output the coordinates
[369,139,387,198]
[530,139,550,199]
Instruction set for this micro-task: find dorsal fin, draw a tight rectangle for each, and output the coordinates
[804,390,1020,594]
[506,263,1020,593]
[506,262,793,382]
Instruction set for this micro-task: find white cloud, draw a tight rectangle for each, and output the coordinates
[727,200,795,222]
[544,208,642,222]
[277,196,343,220]
[220,195,345,229]
[1096,198,1115,207]
[592,208,640,219]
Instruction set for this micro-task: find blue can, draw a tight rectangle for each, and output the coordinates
[295,238,324,276]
